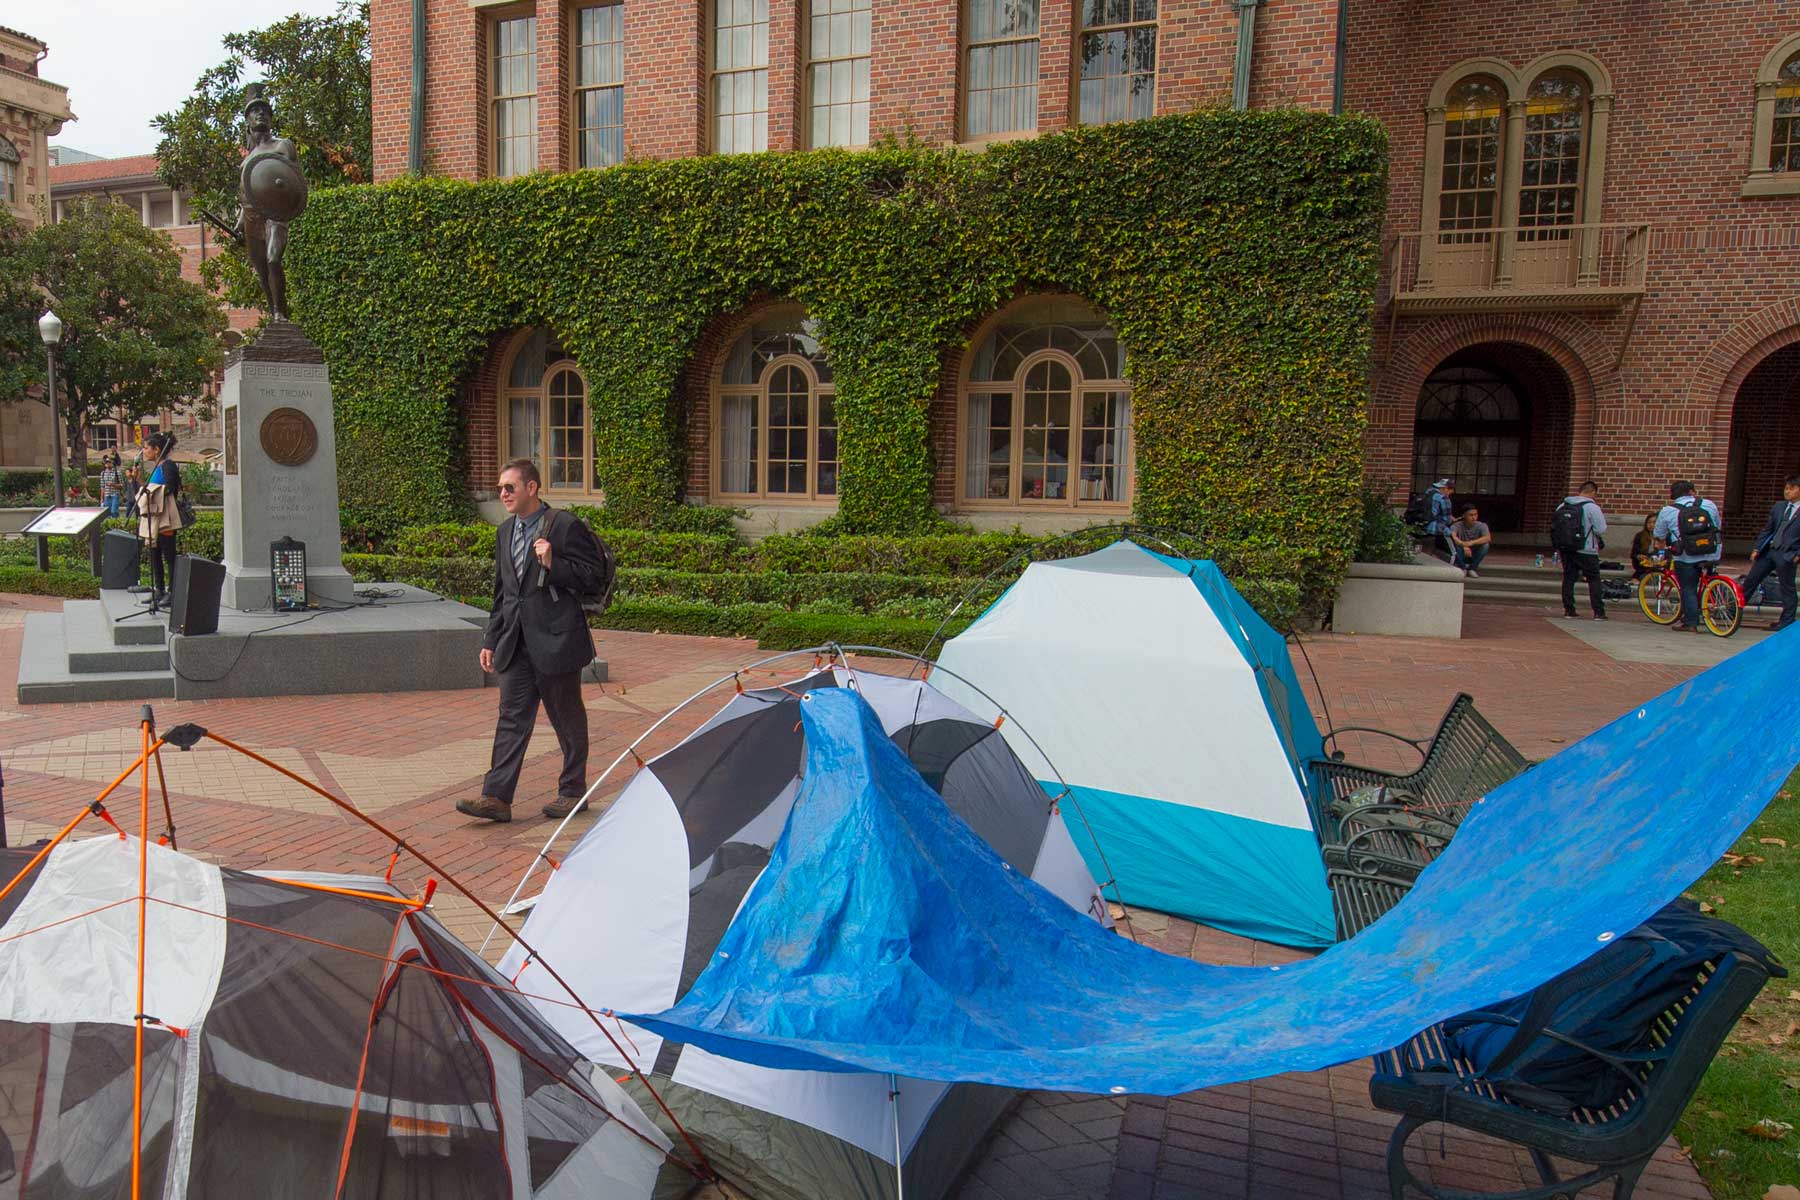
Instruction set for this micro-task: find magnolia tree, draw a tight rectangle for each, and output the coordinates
[28,197,227,471]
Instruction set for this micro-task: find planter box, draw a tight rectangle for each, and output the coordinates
[1331,558,1465,639]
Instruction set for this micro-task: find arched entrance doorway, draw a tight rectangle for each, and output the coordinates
[1724,341,1800,526]
[1409,344,1575,534]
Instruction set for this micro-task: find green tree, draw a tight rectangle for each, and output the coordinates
[151,0,371,308]
[0,208,42,404]
[28,197,228,469]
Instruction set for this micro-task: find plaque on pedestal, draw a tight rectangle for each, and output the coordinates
[220,321,354,611]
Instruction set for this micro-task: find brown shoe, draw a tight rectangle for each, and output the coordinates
[456,795,512,822]
[542,795,588,819]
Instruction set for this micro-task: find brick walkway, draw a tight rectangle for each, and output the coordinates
[0,595,1730,1198]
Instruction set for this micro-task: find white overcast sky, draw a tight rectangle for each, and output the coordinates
[22,1,349,160]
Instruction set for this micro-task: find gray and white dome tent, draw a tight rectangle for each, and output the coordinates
[497,650,1113,1200]
[0,711,707,1199]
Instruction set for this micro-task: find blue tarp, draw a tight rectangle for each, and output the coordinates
[628,632,1800,1095]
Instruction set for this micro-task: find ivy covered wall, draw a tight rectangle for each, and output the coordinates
[286,109,1386,600]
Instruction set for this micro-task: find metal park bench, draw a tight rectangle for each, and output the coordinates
[1370,945,1783,1200]
[1313,694,1530,937]
[1313,693,1530,838]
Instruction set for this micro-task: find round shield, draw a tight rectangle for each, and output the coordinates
[242,153,309,223]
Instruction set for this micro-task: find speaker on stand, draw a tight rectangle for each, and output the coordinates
[100,531,141,591]
[169,556,225,637]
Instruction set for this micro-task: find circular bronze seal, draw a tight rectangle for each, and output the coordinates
[259,407,318,467]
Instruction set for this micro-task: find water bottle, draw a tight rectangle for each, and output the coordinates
[1534,553,1543,568]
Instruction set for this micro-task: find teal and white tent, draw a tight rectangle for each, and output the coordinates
[936,540,1334,947]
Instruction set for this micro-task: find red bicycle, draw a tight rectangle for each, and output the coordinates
[1637,554,1743,636]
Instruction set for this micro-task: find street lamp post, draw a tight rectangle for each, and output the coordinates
[38,311,64,506]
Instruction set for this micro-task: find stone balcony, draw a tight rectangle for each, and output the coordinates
[1385,222,1652,314]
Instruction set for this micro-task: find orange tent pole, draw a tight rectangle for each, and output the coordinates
[260,877,428,909]
[0,736,167,910]
[131,713,151,1200]
[197,730,715,1180]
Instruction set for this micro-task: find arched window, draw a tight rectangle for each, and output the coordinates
[714,308,837,500]
[1410,367,1524,500]
[499,329,599,495]
[1749,37,1800,194]
[1777,51,1800,173]
[1421,55,1612,281]
[960,298,1130,508]
[1437,76,1504,241]
[1518,70,1587,238]
[0,137,18,207]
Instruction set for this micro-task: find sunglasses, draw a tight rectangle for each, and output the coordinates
[497,482,519,494]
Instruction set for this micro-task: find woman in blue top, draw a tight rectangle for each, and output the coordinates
[138,433,183,605]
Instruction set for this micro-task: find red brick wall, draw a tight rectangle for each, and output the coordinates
[1348,0,1800,534]
[461,330,516,495]
[373,0,1343,182]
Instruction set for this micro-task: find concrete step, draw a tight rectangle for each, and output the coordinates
[18,613,174,704]
[62,601,171,674]
[98,587,166,646]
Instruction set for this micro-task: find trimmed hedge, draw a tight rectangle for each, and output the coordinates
[288,109,1385,606]
[756,612,973,655]
[0,568,99,599]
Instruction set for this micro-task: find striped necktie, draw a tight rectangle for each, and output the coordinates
[513,518,531,582]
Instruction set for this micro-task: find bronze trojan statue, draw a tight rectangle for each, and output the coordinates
[205,83,308,320]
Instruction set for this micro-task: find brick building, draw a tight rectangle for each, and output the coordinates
[48,154,261,464]
[370,0,1800,540]
[0,24,74,469]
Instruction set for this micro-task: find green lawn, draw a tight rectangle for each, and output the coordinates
[1676,771,1800,1199]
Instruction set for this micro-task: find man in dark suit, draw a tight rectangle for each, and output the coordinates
[459,458,605,822]
[1744,473,1800,632]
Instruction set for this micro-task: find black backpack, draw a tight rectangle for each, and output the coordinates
[543,510,618,615]
[1445,899,1783,1114]
[1402,493,1432,530]
[1549,499,1588,554]
[1675,501,1720,558]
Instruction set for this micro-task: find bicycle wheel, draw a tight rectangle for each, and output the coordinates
[1702,577,1742,637]
[1639,573,1680,625]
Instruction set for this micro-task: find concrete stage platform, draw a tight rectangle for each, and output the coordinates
[18,584,537,703]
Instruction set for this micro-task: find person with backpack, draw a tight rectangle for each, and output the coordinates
[1652,480,1723,633]
[1551,480,1609,620]
[462,457,610,823]
[1426,478,1456,559]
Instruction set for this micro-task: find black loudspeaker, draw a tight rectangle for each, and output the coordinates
[100,531,141,590]
[169,555,225,637]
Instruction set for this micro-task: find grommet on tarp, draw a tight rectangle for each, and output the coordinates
[89,802,125,839]
[1597,930,1615,942]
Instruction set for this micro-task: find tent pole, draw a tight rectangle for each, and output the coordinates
[889,1074,904,1200]
[480,645,850,954]
[131,710,152,1200]
[193,728,717,1182]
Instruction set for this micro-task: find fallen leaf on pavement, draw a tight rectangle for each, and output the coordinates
[1745,1118,1793,1141]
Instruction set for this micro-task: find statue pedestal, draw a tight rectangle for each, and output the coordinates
[219,321,354,611]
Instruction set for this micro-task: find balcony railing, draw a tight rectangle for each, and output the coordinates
[1385,223,1652,313]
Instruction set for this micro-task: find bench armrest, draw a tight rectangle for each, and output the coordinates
[1316,724,1431,766]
